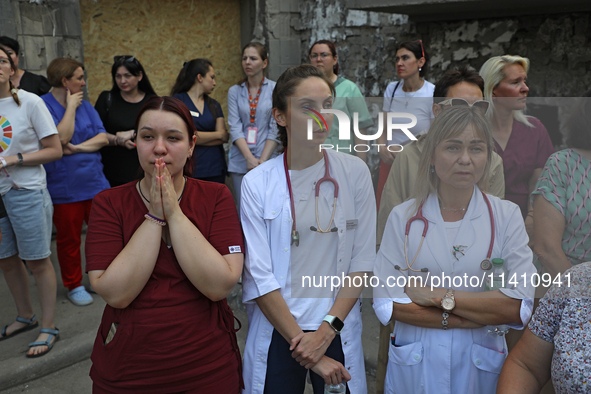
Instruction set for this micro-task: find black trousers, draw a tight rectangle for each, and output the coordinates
[264,329,351,394]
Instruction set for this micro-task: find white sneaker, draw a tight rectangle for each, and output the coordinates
[67,286,94,306]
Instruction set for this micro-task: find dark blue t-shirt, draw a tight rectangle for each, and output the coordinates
[173,92,226,179]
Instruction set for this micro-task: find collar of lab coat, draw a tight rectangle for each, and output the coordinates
[422,186,488,271]
[270,150,364,281]
[272,149,344,225]
[421,185,487,223]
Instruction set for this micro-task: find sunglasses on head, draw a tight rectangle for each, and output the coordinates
[114,55,138,64]
[438,98,490,114]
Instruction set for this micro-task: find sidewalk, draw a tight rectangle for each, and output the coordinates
[0,235,105,390]
[0,235,379,391]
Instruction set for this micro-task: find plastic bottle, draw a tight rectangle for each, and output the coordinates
[486,258,509,336]
[486,258,508,291]
[324,383,346,393]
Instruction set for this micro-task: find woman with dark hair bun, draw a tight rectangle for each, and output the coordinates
[308,39,373,162]
[86,96,244,393]
[241,64,375,394]
[95,55,157,187]
[227,42,278,203]
[376,40,435,208]
[171,58,228,184]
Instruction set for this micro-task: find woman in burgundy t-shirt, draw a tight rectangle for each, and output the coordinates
[480,55,554,244]
[85,96,244,393]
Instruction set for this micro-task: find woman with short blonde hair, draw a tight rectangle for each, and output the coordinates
[479,55,554,244]
[374,106,536,394]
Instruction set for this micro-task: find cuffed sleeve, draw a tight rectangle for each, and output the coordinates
[240,171,282,304]
[227,85,245,144]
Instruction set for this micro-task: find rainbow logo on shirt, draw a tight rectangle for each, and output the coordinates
[0,116,12,153]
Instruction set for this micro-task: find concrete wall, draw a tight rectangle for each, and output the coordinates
[0,0,85,79]
[421,14,591,97]
[240,0,304,81]
[249,0,591,98]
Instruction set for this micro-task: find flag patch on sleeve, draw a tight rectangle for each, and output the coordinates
[229,245,242,253]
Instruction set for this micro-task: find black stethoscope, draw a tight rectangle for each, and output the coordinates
[395,190,496,272]
[284,150,339,247]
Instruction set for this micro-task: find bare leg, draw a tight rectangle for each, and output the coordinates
[24,257,57,356]
[0,254,35,334]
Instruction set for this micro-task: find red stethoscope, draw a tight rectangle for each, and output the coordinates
[395,190,495,272]
[284,150,339,247]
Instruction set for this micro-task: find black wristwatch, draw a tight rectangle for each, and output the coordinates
[323,315,344,334]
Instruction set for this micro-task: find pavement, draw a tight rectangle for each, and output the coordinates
[0,233,380,392]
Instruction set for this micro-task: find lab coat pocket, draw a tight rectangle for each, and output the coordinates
[470,343,505,374]
[263,201,282,220]
[389,340,423,365]
[385,341,425,393]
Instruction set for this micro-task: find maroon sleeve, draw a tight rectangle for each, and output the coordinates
[207,185,244,256]
[85,190,125,272]
[533,118,556,169]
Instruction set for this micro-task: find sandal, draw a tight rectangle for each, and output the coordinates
[0,315,38,341]
[26,327,59,358]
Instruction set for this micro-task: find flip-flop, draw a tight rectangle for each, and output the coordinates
[26,327,59,358]
[0,315,38,342]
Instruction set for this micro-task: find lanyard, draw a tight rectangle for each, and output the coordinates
[247,77,264,125]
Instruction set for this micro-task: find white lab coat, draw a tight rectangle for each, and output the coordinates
[241,150,376,394]
[373,187,536,394]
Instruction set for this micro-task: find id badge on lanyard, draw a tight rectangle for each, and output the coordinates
[247,126,258,145]
[247,79,263,145]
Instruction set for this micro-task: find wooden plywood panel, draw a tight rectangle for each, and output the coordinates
[80,0,243,117]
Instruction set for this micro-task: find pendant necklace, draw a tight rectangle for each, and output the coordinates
[441,205,467,212]
[404,89,418,108]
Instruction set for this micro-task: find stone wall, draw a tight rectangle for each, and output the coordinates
[0,0,85,79]
[253,0,591,98]
[421,14,591,97]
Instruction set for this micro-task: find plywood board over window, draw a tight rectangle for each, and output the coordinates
[79,0,243,116]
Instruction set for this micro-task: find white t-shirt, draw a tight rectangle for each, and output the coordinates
[0,90,58,195]
[287,158,337,330]
[382,79,435,146]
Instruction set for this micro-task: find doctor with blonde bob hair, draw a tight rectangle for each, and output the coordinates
[374,106,536,394]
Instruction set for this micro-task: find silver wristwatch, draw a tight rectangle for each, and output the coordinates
[441,289,455,330]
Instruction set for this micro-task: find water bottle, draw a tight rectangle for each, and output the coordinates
[486,258,507,290]
[486,258,509,336]
[324,382,346,393]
